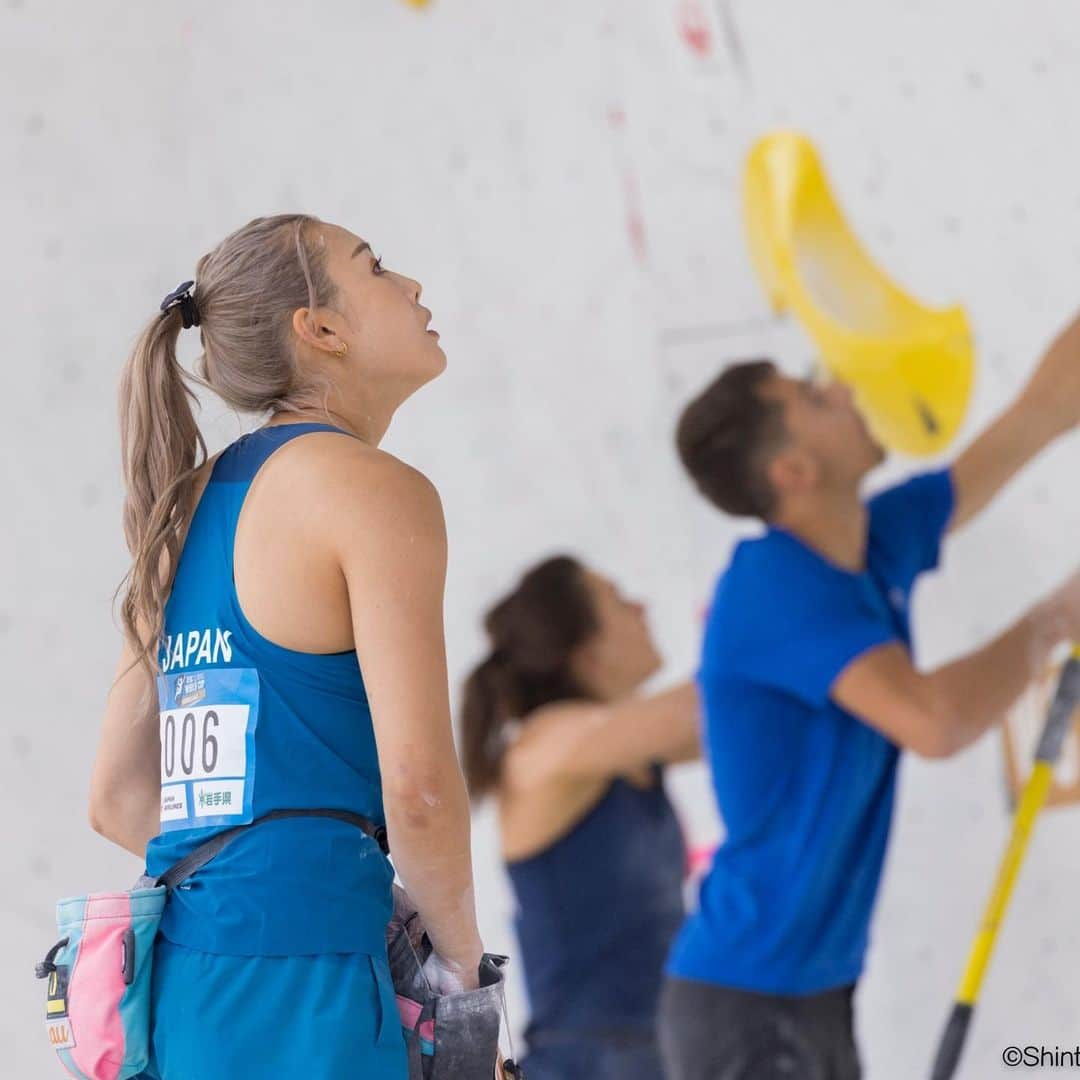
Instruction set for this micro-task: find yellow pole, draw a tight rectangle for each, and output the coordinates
[930,647,1080,1079]
[954,762,1054,1004]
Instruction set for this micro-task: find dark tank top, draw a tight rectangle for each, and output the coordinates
[505,768,687,1037]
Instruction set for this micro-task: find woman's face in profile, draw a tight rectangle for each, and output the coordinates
[579,570,663,693]
[321,223,447,389]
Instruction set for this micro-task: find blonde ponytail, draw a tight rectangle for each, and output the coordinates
[117,304,206,670]
[115,214,340,672]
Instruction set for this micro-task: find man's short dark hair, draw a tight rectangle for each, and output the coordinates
[675,359,789,520]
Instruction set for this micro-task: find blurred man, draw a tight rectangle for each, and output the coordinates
[658,313,1080,1079]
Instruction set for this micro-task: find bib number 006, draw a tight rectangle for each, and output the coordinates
[159,704,247,785]
[155,667,258,831]
[161,709,221,779]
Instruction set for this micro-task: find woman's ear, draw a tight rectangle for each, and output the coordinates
[291,307,347,358]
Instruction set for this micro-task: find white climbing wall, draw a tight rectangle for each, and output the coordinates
[4,1,1080,1075]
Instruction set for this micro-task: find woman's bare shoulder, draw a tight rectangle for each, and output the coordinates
[262,432,443,531]
[271,429,431,482]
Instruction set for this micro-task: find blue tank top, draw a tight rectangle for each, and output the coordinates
[144,423,395,957]
[505,768,686,1034]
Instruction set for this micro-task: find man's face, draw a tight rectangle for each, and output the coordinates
[764,371,886,494]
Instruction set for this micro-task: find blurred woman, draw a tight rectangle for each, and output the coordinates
[89,215,482,1077]
[461,555,701,1080]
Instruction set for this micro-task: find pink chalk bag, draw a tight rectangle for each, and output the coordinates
[37,809,523,1080]
[37,885,164,1080]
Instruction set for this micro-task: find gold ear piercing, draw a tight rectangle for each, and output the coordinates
[333,342,349,358]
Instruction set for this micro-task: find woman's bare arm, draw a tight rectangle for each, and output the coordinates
[329,448,483,986]
[89,639,161,857]
[504,681,702,789]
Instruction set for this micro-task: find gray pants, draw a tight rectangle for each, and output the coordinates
[657,978,861,1080]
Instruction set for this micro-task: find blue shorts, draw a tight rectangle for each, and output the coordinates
[135,938,408,1079]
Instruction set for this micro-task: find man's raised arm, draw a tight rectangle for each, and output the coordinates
[951,308,1080,532]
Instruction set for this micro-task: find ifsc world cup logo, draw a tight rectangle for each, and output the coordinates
[174,673,207,707]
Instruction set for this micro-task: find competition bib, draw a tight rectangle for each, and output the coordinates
[156,668,259,832]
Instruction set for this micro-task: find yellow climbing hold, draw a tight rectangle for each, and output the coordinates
[743,131,975,457]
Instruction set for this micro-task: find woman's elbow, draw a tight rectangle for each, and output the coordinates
[88,785,138,845]
[382,762,468,833]
[88,790,118,840]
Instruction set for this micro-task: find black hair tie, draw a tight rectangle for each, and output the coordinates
[159,280,201,329]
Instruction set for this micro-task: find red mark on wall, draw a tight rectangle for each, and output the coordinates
[623,173,648,264]
[607,104,648,264]
[677,1,713,59]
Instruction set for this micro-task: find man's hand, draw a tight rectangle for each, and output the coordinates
[1018,308,1080,438]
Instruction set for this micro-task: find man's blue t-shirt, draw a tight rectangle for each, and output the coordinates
[667,470,954,995]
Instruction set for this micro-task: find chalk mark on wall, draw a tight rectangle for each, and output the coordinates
[715,0,750,83]
[658,314,781,348]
